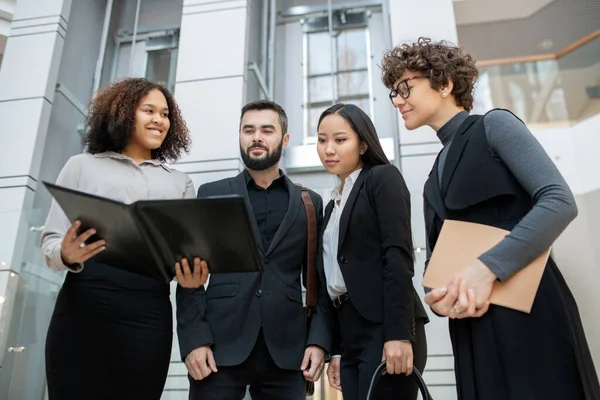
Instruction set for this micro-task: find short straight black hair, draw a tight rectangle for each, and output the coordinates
[240,100,288,134]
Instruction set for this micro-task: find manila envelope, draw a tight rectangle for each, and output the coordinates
[422,219,550,313]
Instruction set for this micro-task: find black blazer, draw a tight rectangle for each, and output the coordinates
[320,164,429,347]
[176,172,332,370]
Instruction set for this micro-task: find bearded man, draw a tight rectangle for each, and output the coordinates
[176,100,332,400]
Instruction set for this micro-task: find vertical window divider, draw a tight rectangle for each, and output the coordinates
[365,21,375,121]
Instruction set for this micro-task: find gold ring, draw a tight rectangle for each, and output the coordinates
[453,306,462,314]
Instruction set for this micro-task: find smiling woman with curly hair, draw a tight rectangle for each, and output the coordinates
[41,78,209,400]
[381,37,600,400]
[83,78,191,162]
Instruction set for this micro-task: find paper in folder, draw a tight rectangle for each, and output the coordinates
[422,220,550,313]
[43,182,262,283]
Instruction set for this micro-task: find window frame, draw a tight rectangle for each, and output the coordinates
[110,27,180,91]
[301,12,374,144]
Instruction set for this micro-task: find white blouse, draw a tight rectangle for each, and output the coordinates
[322,168,362,300]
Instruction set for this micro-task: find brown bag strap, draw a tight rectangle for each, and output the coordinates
[299,186,317,312]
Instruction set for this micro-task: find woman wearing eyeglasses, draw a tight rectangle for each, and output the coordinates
[380,37,600,400]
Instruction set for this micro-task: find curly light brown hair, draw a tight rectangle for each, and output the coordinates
[83,78,191,162]
[381,37,479,111]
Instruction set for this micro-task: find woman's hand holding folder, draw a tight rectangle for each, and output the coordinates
[61,220,107,266]
[424,276,490,319]
[61,220,208,288]
[452,259,495,317]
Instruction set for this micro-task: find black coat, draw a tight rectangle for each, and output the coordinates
[176,172,332,370]
[319,164,428,353]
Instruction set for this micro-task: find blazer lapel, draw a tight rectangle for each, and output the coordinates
[230,173,265,255]
[265,177,301,256]
[318,200,335,274]
[440,115,479,197]
[424,158,447,221]
[338,166,371,253]
[322,200,334,236]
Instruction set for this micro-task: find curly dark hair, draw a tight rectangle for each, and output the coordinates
[83,78,191,162]
[381,37,479,111]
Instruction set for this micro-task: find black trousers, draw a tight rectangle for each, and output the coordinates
[338,297,427,400]
[46,263,172,400]
[189,330,305,400]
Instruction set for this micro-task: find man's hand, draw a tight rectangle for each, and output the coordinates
[185,345,218,381]
[176,257,209,288]
[301,345,325,382]
[326,356,342,391]
[382,340,413,376]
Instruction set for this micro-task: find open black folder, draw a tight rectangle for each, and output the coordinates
[43,182,262,282]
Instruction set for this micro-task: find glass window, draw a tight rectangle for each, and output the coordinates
[308,104,330,139]
[308,32,333,75]
[309,76,335,103]
[337,29,368,71]
[146,49,174,89]
[304,27,370,139]
[111,30,179,91]
[337,71,368,98]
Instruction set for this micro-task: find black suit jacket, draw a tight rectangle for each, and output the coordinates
[319,164,429,352]
[176,171,332,370]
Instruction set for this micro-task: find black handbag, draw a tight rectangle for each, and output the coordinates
[366,362,434,400]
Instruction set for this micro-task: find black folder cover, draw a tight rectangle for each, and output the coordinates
[43,182,262,282]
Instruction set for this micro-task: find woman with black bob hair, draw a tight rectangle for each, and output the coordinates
[315,103,429,399]
[41,77,209,400]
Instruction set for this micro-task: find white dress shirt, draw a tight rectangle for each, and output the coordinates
[322,168,363,300]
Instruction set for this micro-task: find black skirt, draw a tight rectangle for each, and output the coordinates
[45,261,173,400]
[450,258,600,400]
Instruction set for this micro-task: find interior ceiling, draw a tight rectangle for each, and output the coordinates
[453,0,555,26]
[275,0,599,61]
[277,0,372,13]
[277,0,556,25]
[457,0,600,60]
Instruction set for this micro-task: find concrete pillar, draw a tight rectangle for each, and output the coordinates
[173,0,252,187]
[0,0,72,275]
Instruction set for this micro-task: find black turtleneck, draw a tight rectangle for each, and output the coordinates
[436,111,469,184]
[437,110,468,147]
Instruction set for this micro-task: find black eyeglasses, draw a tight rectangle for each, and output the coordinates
[389,75,428,104]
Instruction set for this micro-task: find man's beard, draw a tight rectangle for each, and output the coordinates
[240,140,283,171]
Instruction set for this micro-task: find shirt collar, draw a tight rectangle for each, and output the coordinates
[244,169,286,187]
[93,151,171,172]
[331,168,363,200]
